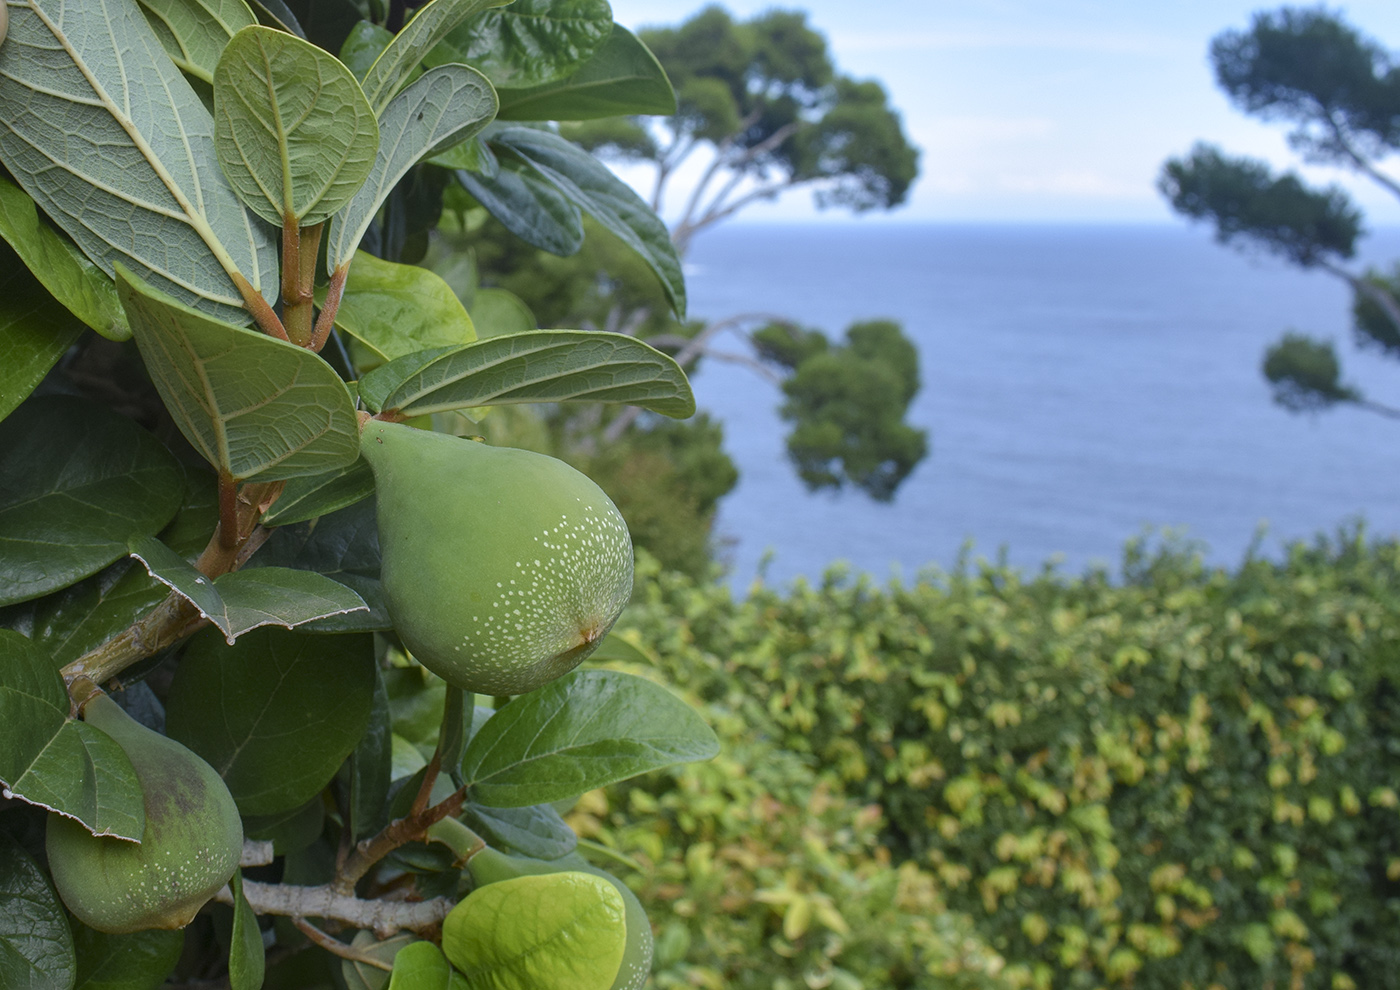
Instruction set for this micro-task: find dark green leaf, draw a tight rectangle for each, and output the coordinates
[0,260,85,422]
[138,0,257,85]
[0,630,145,840]
[0,178,127,340]
[245,0,302,37]
[0,395,182,607]
[129,536,369,641]
[214,26,379,227]
[260,459,375,527]
[340,20,393,82]
[331,251,477,366]
[0,0,277,324]
[462,801,577,860]
[0,834,76,990]
[228,871,265,990]
[358,330,695,419]
[349,666,392,840]
[497,25,676,120]
[455,160,583,255]
[119,269,361,482]
[360,0,510,114]
[242,797,325,855]
[72,923,182,990]
[490,126,685,317]
[328,65,497,273]
[247,497,388,633]
[436,0,613,90]
[166,627,376,816]
[461,670,719,808]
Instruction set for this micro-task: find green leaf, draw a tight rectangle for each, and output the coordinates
[214,26,379,227]
[454,162,583,256]
[165,627,376,815]
[489,126,685,318]
[119,269,361,482]
[461,802,577,860]
[441,872,625,990]
[228,871,265,990]
[0,395,183,607]
[359,0,510,115]
[343,930,416,990]
[0,834,76,990]
[247,496,389,633]
[138,0,257,84]
[328,65,497,273]
[72,923,183,990]
[357,330,695,419]
[349,666,392,841]
[0,178,127,340]
[428,134,498,174]
[0,630,144,840]
[0,260,86,422]
[436,0,614,90]
[0,0,277,324]
[460,670,719,808]
[244,0,301,37]
[387,940,451,990]
[332,251,476,366]
[470,287,536,338]
[497,25,675,121]
[259,459,375,527]
[340,19,394,82]
[128,535,370,642]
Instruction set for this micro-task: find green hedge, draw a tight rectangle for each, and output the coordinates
[605,533,1400,990]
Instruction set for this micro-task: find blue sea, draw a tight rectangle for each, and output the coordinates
[681,222,1400,586]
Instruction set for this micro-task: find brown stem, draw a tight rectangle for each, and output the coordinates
[282,216,314,348]
[217,471,239,551]
[333,785,469,897]
[232,272,289,342]
[292,918,393,971]
[311,264,348,353]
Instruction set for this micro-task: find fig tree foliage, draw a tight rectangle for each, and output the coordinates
[0,0,718,985]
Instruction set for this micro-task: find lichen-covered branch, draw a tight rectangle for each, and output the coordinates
[215,881,453,938]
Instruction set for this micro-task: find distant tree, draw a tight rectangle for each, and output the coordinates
[1159,6,1400,416]
[567,5,920,255]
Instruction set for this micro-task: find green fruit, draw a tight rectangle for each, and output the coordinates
[359,421,633,695]
[46,694,243,934]
[467,847,654,990]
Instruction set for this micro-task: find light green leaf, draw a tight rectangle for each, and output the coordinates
[460,670,719,808]
[332,251,476,365]
[0,630,145,840]
[470,287,536,338]
[166,627,375,816]
[138,0,257,84]
[214,26,379,227]
[328,65,497,272]
[0,0,277,324]
[387,940,451,990]
[357,330,695,419]
[497,24,675,120]
[360,0,510,115]
[428,134,498,174]
[128,535,369,643]
[489,126,685,318]
[0,261,86,422]
[0,835,77,990]
[442,872,624,990]
[228,871,265,990]
[0,178,127,340]
[119,269,360,482]
[454,162,582,256]
[0,395,182,607]
[72,923,183,990]
[435,0,613,90]
[259,459,374,527]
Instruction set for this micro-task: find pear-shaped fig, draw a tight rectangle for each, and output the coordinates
[46,694,243,934]
[359,421,633,695]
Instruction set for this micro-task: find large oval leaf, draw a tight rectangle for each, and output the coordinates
[0,395,182,607]
[0,835,76,990]
[442,872,625,990]
[0,0,277,324]
[71,924,183,990]
[328,64,496,273]
[496,24,676,121]
[214,26,379,227]
[460,670,719,808]
[435,0,613,90]
[119,269,360,482]
[331,251,476,366]
[166,627,375,816]
[357,330,695,419]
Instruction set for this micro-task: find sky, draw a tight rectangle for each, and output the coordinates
[605,0,1400,225]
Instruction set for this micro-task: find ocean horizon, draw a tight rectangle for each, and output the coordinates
[680,221,1400,587]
